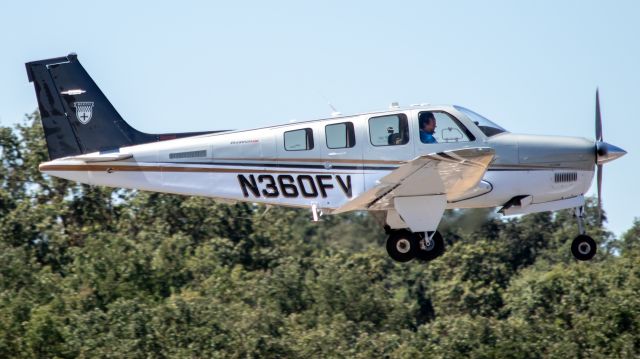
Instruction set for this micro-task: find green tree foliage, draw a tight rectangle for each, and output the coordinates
[0,113,638,358]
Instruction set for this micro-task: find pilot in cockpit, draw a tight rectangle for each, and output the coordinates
[419,112,438,144]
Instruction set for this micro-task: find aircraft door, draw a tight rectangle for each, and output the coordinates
[362,112,415,191]
[320,119,365,208]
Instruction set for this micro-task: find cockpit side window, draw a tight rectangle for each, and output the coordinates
[418,111,475,144]
[369,114,409,146]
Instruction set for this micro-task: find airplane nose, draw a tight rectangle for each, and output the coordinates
[596,141,627,164]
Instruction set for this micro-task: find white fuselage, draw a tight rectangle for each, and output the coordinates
[39,105,595,215]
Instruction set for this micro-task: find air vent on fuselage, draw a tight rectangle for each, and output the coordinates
[554,172,578,183]
[169,150,207,159]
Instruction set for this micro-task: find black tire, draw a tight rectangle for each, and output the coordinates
[571,234,597,261]
[386,230,417,262]
[414,231,445,262]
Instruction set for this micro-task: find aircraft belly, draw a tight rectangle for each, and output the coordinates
[40,160,595,215]
[450,169,595,209]
[92,171,163,192]
[39,159,369,209]
[44,169,91,185]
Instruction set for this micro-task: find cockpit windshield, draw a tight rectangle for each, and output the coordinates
[454,105,507,137]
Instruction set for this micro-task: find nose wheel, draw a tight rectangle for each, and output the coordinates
[386,230,445,263]
[571,234,597,261]
[572,206,597,261]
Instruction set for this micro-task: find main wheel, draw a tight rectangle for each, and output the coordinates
[386,230,417,262]
[414,231,445,262]
[571,234,597,261]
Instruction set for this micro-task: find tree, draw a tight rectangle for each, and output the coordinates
[1,113,638,358]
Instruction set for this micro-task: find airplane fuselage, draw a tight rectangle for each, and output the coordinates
[39,105,596,216]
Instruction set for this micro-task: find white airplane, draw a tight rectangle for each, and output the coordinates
[26,54,627,263]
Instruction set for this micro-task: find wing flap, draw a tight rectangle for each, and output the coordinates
[333,147,495,213]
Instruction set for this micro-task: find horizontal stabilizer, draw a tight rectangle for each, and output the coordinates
[65,152,134,163]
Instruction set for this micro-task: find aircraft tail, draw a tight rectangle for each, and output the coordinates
[26,53,219,160]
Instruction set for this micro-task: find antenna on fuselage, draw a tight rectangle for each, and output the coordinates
[328,102,342,117]
[318,92,342,117]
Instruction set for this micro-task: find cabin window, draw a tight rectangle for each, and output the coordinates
[369,114,409,146]
[284,128,314,151]
[326,122,356,149]
[418,111,474,144]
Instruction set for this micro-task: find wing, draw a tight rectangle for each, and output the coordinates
[333,147,495,214]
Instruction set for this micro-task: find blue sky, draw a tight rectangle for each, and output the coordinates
[1,1,638,236]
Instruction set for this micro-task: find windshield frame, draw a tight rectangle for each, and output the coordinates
[453,105,508,138]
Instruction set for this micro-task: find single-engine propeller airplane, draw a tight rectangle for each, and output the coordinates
[26,53,627,263]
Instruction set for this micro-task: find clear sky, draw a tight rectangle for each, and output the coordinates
[1,0,638,236]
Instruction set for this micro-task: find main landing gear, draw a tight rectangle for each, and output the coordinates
[385,229,445,263]
[571,206,597,261]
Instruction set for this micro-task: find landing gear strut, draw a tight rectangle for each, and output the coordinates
[571,206,596,261]
[385,229,445,263]
[414,231,445,261]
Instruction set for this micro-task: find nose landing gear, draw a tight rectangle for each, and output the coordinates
[385,229,445,263]
[571,206,597,261]
[572,234,597,261]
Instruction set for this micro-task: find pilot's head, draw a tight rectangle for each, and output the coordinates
[420,112,437,134]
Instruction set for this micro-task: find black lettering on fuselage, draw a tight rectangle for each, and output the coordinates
[315,175,334,198]
[278,175,299,197]
[238,173,353,199]
[238,174,260,198]
[336,175,352,198]
[258,174,279,197]
[297,175,319,197]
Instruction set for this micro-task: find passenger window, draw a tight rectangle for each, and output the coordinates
[284,128,314,151]
[369,114,409,146]
[418,111,474,144]
[326,122,355,149]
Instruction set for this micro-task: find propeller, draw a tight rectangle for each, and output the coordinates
[595,89,602,142]
[593,89,627,225]
[596,89,603,224]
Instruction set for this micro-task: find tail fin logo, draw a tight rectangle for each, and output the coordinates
[74,102,94,124]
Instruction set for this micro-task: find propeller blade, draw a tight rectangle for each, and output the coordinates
[595,89,603,142]
[597,163,603,224]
